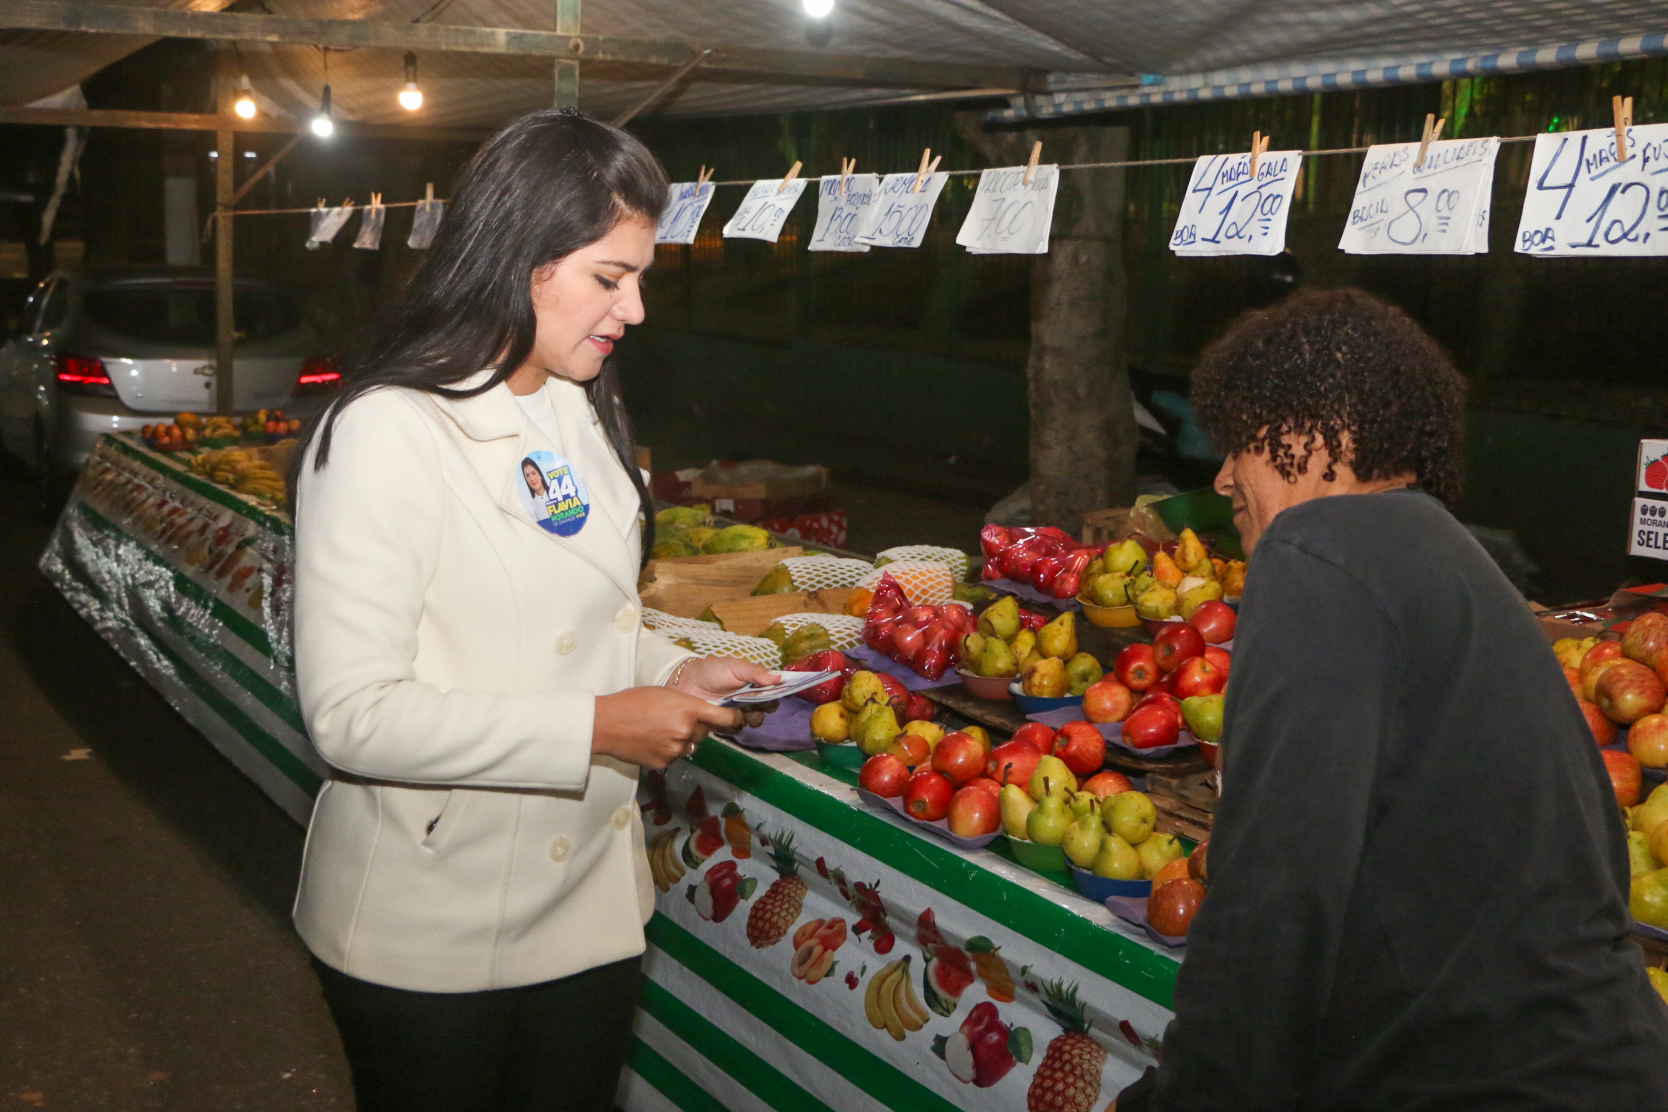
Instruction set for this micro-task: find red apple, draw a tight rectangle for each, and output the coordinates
[1171,656,1227,698]
[1579,640,1623,681]
[1052,720,1108,777]
[789,650,853,704]
[1011,722,1058,755]
[906,691,938,724]
[987,740,1042,787]
[859,753,910,798]
[1203,645,1232,678]
[1577,698,1617,746]
[890,730,931,768]
[1114,643,1159,692]
[1188,600,1237,644]
[1082,679,1134,724]
[1602,749,1642,809]
[1187,839,1209,886]
[1623,611,1668,669]
[1148,878,1206,937]
[876,673,911,716]
[946,786,1001,837]
[1083,770,1134,798]
[903,770,954,821]
[963,776,1004,798]
[893,622,926,661]
[932,733,988,787]
[1153,624,1207,673]
[1595,660,1667,724]
[1123,703,1180,749]
[1583,657,1626,705]
[1562,666,1583,701]
[1630,713,1668,769]
[1133,691,1186,731]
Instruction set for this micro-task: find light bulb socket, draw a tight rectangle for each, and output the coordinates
[404,52,418,83]
[319,83,332,117]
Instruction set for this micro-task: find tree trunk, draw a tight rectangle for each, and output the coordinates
[957,117,1136,536]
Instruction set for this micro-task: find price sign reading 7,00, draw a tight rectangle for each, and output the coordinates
[1171,151,1302,257]
[1515,123,1668,257]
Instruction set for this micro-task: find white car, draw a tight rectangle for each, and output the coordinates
[0,265,338,507]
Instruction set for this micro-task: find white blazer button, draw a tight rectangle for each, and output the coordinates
[548,836,571,862]
[555,631,577,655]
[611,806,631,829]
[614,606,638,633]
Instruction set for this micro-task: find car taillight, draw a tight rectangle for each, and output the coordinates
[54,354,116,397]
[294,356,343,396]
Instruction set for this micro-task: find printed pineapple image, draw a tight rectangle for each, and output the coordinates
[1027,980,1106,1112]
[746,828,807,947]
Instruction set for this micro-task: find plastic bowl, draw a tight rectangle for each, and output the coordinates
[1069,864,1152,902]
[1139,615,1188,637]
[1077,596,1140,628]
[815,739,867,770]
[1003,833,1069,874]
[1196,740,1220,768]
[1009,680,1080,716]
[956,668,1015,701]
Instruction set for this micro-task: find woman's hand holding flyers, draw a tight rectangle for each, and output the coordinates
[592,687,744,769]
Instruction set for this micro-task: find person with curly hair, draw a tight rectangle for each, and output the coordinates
[1116,288,1668,1111]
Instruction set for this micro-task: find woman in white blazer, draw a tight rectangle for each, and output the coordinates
[289,109,775,1112]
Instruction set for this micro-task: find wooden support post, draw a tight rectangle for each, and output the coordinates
[554,0,580,109]
[214,49,235,415]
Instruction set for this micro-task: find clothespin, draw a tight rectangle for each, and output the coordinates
[1615,95,1634,162]
[697,165,714,187]
[777,160,802,193]
[370,192,382,209]
[1024,140,1042,186]
[1414,113,1446,169]
[839,157,854,195]
[1248,131,1270,178]
[316,196,327,209]
[424,182,435,203]
[341,197,354,209]
[912,148,932,193]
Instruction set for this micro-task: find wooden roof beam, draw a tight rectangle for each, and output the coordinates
[0,1,1044,90]
[0,105,487,141]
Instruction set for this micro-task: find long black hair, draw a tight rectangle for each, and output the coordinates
[291,107,667,559]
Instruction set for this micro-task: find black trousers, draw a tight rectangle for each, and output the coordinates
[312,955,642,1112]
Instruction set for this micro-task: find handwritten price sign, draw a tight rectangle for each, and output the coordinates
[655,181,716,245]
[1339,138,1498,255]
[808,174,877,253]
[1516,123,1668,257]
[855,172,948,249]
[1171,150,1302,256]
[722,177,810,243]
[956,165,1059,254]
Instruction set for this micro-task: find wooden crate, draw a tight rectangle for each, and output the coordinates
[637,548,802,618]
[1147,769,1216,843]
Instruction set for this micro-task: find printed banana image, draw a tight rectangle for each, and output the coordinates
[864,956,925,1042]
[649,830,685,892]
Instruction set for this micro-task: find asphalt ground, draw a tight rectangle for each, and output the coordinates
[0,463,353,1110]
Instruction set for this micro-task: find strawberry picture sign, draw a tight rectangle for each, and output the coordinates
[1630,440,1668,559]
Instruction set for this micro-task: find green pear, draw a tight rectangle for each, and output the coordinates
[1105,538,1148,577]
[1178,578,1224,619]
[1134,582,1178,620]
[1633,785,1668,835]
[1000,784,1037,839]
[1083,554,1106,580]
[1137,832,1184,879]
[1063,814,1105,869]
[1632,867,1668,929]
[1010,628,1037,661]
[1026,791,1072,846]
[979,595,1021,640]
[1630,830,1658,876]
[852,703,901,757]
[1065,652,1104,696]
[1181,694,1225,743]
[979,636,1019,679]
[1039,612,1078,659]
[1068,791,1100,819]
[1022,655,1068,697]
[841,671,888,713]
[960,632,987,664]
[1089,572,1131,608]
[1105,790,1156,845]
[1092,833,1143,879]
[1028,757,1077,802]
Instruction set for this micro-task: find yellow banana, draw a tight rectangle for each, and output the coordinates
[660,836,685,885]
[878,962,906,1041]
[901,963,931,1029]
[891,960,923,1033]
[863,961,892,1029]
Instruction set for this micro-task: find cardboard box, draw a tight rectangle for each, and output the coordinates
[637,547,802,618]
[690,462,829,502]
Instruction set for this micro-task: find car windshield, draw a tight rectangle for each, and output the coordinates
[83,283,302,344]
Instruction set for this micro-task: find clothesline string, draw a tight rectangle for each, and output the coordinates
[227,132,1544,216]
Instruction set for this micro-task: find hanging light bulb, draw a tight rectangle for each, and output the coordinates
[233,73,257,119]
[398,52,424,111]
[311,84,334,137]
[803,0,834,16]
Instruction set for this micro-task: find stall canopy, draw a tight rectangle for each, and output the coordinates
[1,0,1665,127]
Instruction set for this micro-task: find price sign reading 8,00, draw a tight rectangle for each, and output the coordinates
[1515,123,1668,257]
[1171,151,1303,257]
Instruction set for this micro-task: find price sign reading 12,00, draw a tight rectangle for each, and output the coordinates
[1516,123,1668,257]
[1171,149,1303,257]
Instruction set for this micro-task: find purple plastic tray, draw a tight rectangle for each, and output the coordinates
[846,644,961,692]
[986,579,1083,611]
[1105,894,1188,949]
[856,786,1001,850]
[719,699,817,753]
[1633,919,1668,943]
[1025,706,1199,759]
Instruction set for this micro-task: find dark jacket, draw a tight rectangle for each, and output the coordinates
[1143,490,1668,1111]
